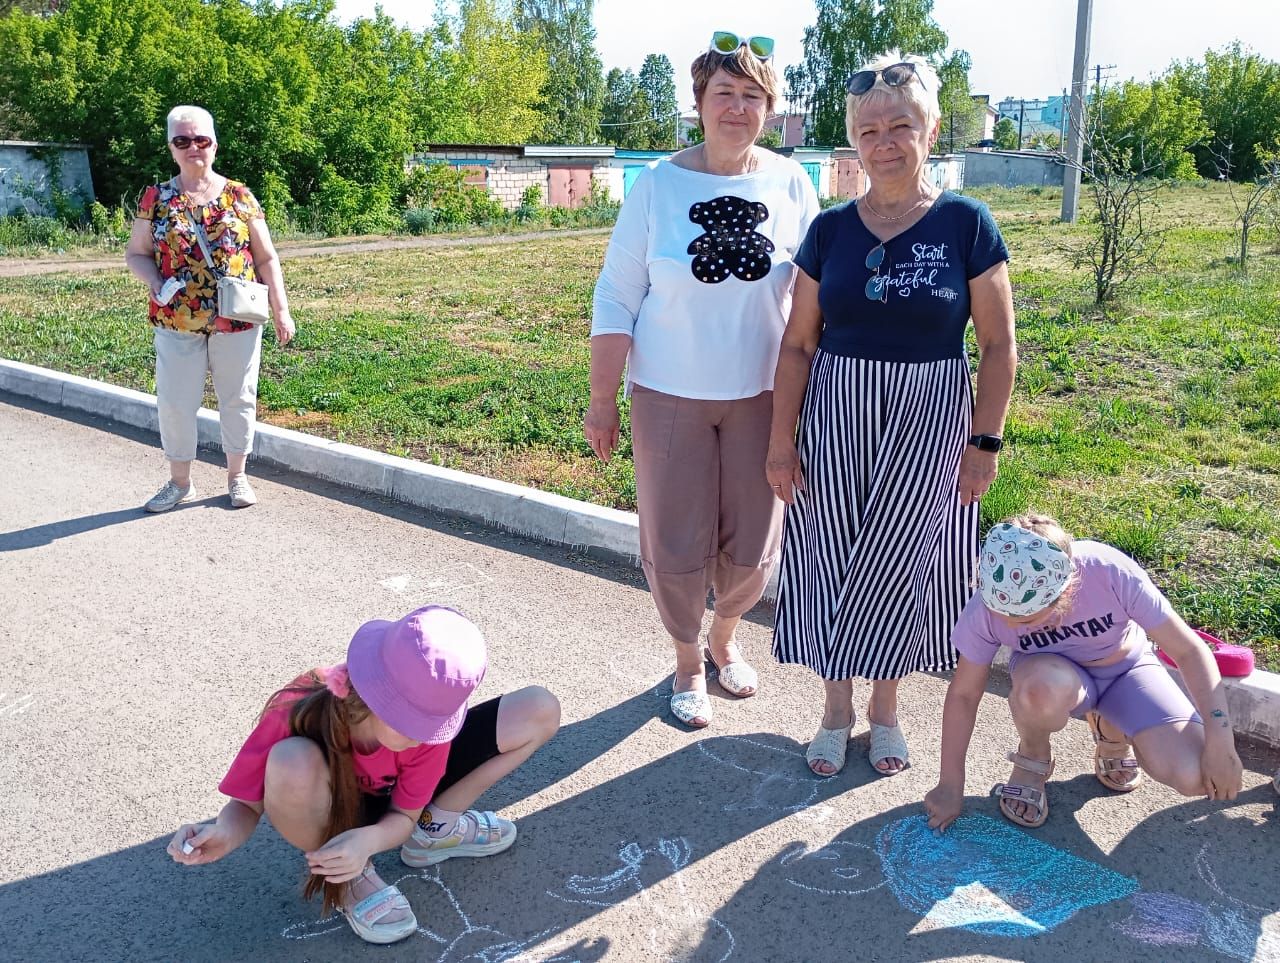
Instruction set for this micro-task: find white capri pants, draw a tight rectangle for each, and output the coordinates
[153,326,262,463]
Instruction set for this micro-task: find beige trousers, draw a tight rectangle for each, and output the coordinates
[631,384,783,645]
[153,326,262,462]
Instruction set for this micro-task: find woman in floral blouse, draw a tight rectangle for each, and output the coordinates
[126,105,295,512]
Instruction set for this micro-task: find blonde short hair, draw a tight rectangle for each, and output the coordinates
[690,48,779,115]
[166,105,217,142]
[845,51,940,147]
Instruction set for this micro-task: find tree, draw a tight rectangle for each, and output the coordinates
[1213,141,1280,273]
[785,0,948,147]
[516,0,605,144]
[637,53,677,149]
[600,67,652,150]
[1070,104,1170,304]
[1088,79,1208,180]
[934,50,983,153]
[993,116,1019,150]
[1026,131,1061,151]
[443,0,549,144]
[757,127,783,148]
[1165,43,1280,181]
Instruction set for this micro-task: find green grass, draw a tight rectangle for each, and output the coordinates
[1,183,1278,666]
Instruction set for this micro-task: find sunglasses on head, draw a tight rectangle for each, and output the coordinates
[864,242,888,303]
[170,135,214,150]
[710,31,775,61]
[846,62,926,96]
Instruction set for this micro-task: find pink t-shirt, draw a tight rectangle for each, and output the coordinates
[952,541,1177,665]
[218,674,449,811]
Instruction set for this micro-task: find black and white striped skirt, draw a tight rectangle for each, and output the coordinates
[772,350,978,681]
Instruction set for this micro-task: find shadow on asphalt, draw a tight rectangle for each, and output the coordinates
[0,392,777,630]
[3,675,1279,962]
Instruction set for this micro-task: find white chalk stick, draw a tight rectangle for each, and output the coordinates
[182,840,195,855]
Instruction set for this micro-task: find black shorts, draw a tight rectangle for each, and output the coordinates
[360,694,503,824]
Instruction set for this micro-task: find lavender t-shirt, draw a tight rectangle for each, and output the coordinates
[952,541,1177,665]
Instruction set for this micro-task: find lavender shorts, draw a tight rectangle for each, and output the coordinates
[1009,643,1202,738]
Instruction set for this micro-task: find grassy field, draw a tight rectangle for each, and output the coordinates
[1,183,1278,666]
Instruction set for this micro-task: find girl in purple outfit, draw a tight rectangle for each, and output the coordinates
[924,514,1243,830]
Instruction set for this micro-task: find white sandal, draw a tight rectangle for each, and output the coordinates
[340,865,417,945]
[670,688,713,728]
[868,721,910,776]
[703,644,759,698]
[806,721,853,777]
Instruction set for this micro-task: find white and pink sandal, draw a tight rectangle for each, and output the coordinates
[340,864,417,944]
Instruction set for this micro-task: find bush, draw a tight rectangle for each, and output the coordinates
[0,213,72,249]
[402,163,503,229]
[403,207,436,235]
[515,184,544,224]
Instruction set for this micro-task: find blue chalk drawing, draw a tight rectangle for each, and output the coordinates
[875,814,1140,937]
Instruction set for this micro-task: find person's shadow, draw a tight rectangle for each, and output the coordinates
[0,677,863,962]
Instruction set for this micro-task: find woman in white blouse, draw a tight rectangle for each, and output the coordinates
[585,34,820,728]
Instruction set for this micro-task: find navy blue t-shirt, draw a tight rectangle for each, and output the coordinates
[794,191,1009,363]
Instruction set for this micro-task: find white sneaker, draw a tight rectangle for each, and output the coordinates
[228,475,257,508]
[144,480,196,513]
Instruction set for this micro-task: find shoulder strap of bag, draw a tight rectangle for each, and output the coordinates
[188,209,224,279]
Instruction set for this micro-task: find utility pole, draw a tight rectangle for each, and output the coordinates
[1061,0,1093,223]
[1018,98,1024,147]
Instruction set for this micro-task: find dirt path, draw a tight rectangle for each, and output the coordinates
[0,226,611,278]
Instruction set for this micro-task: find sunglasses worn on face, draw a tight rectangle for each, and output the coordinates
[710,31,775,61]
[865,242,888,303]
[171,135,213,150]
[846,62,926,96]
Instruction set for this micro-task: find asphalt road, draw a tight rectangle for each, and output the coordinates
[2,394,1278,963]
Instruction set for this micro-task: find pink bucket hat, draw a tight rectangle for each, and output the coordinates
[346,605,488,744]
[977,522,1073,617]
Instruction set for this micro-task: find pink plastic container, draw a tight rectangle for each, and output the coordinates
[1156,629,1255,677]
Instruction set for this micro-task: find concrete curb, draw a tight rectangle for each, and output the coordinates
[3,356,1278,748]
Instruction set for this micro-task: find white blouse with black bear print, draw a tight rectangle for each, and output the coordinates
[592,153,821,401]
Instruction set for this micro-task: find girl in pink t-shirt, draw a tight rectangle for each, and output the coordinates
[166,606,560,945]
[923,514,1242,831]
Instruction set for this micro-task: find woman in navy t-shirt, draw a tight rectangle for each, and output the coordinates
[766,52,1017,779]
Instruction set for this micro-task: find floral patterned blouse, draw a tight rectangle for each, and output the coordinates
[138,178,264,334]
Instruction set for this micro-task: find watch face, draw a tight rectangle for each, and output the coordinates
[971,434,1003,452]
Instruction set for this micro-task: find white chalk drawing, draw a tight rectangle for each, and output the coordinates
[0,692,34,716]
[282,865,591,962]
[697,735,832,821]
[379,563,493,597]
[547,837,735,962]
[1114,843,1280,962]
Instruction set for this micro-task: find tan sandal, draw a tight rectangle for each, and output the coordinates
[994,750,1055,828]
[806,719,853,777]
[1086,711,1143,792]
[703,643,758,698]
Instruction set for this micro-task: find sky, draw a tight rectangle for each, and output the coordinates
[332,0,1280,111]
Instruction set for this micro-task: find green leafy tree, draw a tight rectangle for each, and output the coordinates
[935,50,983,153]
[785,0,948,147]
[444,0,549,144]
[600,67,652,150]
[757,127,783,148]
[993,117,1019,149]
[637,53,677,149]
[516,0,604,144]
[1165,43,1280,181]
[1088,79,1208,180]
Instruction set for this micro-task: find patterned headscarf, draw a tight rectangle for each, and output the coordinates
[977,523,1073,617]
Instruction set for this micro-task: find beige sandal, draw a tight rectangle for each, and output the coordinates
[806,720,853,777]
[994,750,1055,828]
[703,643,758,698]
[670,688,713,728]
[1086,711,1143,792]
[868,721,910,776]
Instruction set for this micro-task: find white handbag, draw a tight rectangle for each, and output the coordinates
[190,214,271,325]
